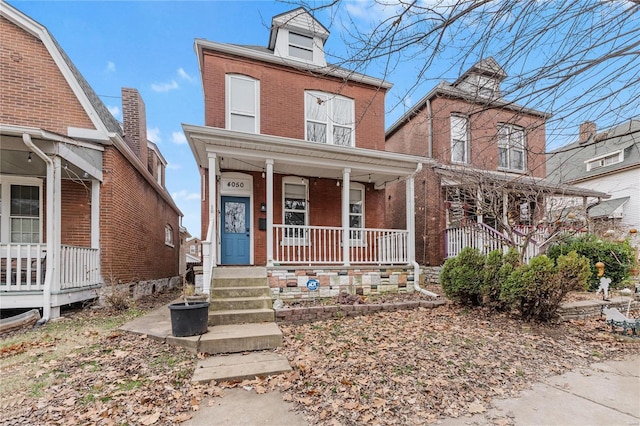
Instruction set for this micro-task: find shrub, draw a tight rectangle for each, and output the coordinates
[440,247,486,306]
[501,252,591,321]
[546,234,634,290]
[481,249,520,310]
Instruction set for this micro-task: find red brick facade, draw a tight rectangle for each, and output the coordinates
[1,13,180,284]
[386,92,547,265]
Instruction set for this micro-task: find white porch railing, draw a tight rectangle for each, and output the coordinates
[1,244,100,293]
[60,245,101,290]
[273,225,409,265]
[0,244,46,291]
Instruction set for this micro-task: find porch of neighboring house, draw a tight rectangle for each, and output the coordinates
[1,127,103,319]
[435,165,609,263]
[183,125,433,299]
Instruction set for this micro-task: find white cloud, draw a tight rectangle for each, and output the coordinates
[171,131,188,145]
[178,67,195,83]
[166,163,182,170]
[105,61,116,73]
[172,189,200,201]
[147,127,161,143]
[151,80,179,92]
[108,105,121,119]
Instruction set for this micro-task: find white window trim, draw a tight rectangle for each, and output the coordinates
[0,175,43,244]
[497,123,526,172]
[225,74,260,134]
[288,31,314,62]
[450,114,469,164]
[304,90,355,147]
[585,150,623,171]
[349,183,366,244]
[281,176,309,246]
[165,224,174,247]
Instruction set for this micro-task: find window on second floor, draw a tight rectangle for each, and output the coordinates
[165,224,174,247]
[289,32,314,61]
[226,74,259,133]
[498,124,526,172]
[585,150,623,171]
[305,91,354,147]
[450,114,469,163]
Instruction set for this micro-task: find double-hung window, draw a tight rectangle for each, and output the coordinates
[0,178,42,244]
[349,184,365,241]
[283,177,308,241]
[288,32,314,61]
[450,114,469,163]
[586,151,623,171]
[165,224,174,247]
[226,74,259,133]
[498,124,526,172]
[305,91,354,146]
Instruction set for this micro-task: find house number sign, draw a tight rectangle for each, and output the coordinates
[220,176,251,195]
[226,180,245,188]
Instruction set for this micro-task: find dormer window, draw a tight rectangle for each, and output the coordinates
[585,150,623,171]
[289,32,313,61]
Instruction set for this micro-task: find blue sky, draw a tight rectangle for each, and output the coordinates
[8,1,639,238]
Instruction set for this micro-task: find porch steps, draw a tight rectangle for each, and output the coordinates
[192,351,291,383]
[198,322,282,355]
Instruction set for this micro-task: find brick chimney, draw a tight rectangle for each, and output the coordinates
[121,88,148,166]
[579,121,596,144]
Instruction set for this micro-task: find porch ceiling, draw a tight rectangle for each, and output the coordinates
[434,164,611,199]
[183,124,433,188]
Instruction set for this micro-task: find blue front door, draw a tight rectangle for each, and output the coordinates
[221,196,250,265]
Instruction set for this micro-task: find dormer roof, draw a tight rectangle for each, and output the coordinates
[453,57,507,99]
[267,7,330,67]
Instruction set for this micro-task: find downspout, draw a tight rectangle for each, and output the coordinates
[22,133,54,322]
[408,163,439,298]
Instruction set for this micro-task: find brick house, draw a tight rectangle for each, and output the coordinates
[385,58,607,266]
[183,8,432,299]
[0,1,182,318]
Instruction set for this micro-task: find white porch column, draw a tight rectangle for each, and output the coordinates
[342,168,351,266]
[47,156,62,318]
[91,180,100,249]
[203,153,217,296]
[476,188,483,224]
[266,159,274,266]
[406,173,416,264]
[502,190,508,229]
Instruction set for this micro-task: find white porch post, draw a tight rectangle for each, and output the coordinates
[266,159,274,266]
[342,168,351,266]
[203,153,217,296]
[406,173,416,265]
[91,180,100,250]
[476,188,483,224]
[47,156,62,318]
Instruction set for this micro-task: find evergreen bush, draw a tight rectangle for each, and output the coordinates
[439,247,486,306]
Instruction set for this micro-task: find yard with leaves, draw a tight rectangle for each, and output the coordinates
[1,288,639,425]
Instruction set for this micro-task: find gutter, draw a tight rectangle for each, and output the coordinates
[407,163,439,298]
[22,133,54,323]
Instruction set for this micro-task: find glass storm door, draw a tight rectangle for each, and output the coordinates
[221,196,250,265]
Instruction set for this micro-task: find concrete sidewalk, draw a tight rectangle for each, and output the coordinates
[439,355,640,426]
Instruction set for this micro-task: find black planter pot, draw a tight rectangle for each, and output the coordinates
[168,301,209,337]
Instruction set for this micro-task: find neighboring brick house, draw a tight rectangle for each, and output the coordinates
[185,237,202,265]
[385,58,607,266]
[183,8,431,298]
[546,119,640,240]
[0,1,182,318]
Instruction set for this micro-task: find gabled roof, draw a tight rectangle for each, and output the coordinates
[546,118,640,184]
[453,57,507,85]
[1,0,121,139]
[268,7,330,50]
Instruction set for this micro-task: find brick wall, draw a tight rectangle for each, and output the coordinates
[0,17,95,135]
[386,96,548,265]
[201,50,388,151]
[100,146,179,282]
[60,179,92,247]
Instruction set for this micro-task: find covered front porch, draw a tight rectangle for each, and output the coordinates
[1,126,104,318]
[436,165,609,263]
[183,125,433,297]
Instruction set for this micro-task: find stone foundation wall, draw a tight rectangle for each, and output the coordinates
[275,299,446,324]
[268,267,415,301]
[100,276,181,305]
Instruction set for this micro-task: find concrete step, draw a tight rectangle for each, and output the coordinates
[198,322,282,355]
[213,267,267,279]
[213,277,268,288]
[192,351,291,383]
[210,308,275,326]
[211,286,271,298]
[210,296,273,311]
